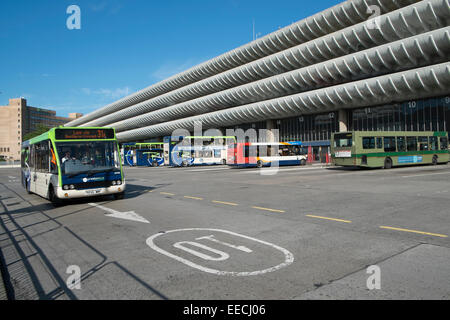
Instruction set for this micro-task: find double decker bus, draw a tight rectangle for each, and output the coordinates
[163,136,236,167]
[227,141,308,168]
[21,127,125,204]
[122,142,164,167]
[331,131,449,168]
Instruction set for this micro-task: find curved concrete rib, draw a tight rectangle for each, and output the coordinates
[82,0,450,128]
[116,62,450,142]
[66,0,419,127]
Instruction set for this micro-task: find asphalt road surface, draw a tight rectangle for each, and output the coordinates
[0,163,449,300]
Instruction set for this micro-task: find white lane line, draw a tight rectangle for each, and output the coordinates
[237,167,329,174]
[88,203,150,224]
[402,172,450,178]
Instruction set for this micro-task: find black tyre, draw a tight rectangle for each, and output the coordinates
[384,158,392,169]
[432,155,438,165]
[300,159,306,166]
[113,192,125,200]
[257,160,263,168]
[222,159,227,165]
[48,186,62,207]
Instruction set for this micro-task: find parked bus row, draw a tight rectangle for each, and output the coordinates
[21,128,449,205]
[121,136,310,168]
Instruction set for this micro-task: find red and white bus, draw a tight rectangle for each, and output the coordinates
[227,142,308,168]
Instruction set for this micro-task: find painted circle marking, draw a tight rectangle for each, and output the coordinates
[146,228,294,276]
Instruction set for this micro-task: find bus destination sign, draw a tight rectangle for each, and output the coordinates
[55,129,115,140]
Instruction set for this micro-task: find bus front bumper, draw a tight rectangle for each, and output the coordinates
[56,183,126,199]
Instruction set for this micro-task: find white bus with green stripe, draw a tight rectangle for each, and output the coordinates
[331,131,449,169]
[21,127,125,205]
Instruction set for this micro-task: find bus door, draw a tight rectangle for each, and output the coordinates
[34,140,52,197]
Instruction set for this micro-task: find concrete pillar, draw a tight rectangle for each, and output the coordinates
[265,120,277,143]
[338,109,349,132]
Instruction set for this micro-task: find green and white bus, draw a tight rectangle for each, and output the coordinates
[331,131,449,168]
[21,127,125,204]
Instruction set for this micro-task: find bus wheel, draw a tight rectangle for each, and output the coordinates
[257,160,263,168]
[114,192,124,200]
[48,186,62,207]
[432,155,438,165]
[384,158,392,169]
[222,159,226,165]
[300,159,306,166]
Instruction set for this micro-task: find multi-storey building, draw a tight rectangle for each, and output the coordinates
[0,98,83,161]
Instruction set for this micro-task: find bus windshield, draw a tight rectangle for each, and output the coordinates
[334,133,353,148]
[56,141,120,175]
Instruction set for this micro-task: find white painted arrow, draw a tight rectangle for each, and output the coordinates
[88,203,150,224]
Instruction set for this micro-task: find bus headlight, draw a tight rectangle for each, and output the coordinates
[63,185,69,190]
[111,181,116,185]
[69,185,75,190]
[116,180,122,185]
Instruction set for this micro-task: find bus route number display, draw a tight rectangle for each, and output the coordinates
[55,129,114,140]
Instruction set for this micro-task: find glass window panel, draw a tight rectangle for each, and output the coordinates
[445,96,450,134]
[362,137,375,149]
[424,99,431,131]
[384,137,396,152]
[429,136,438,151]
[377,137,383,149]
[440,137,448,150]
[397,136,406,152]
[418,136,429,151]
[431,98,438,131]
[407,137,417,151]
[411,101,418,131]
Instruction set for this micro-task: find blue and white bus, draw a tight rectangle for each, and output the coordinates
[122,142,164,167]
[163,136,236,167]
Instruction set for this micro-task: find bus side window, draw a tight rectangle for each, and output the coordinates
[376,138,383,149]
[362,137,375,149]
[397,137,406,152]
[418,137,429,151]
[383,137,396,152]
[29,145,35,169]
[407,137,417,151]
[429,136,439,151]
[440,137,448,150]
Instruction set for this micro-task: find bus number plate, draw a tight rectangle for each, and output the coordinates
[86,189,101,195]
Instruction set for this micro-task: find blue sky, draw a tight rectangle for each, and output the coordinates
[0,0,342,117]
